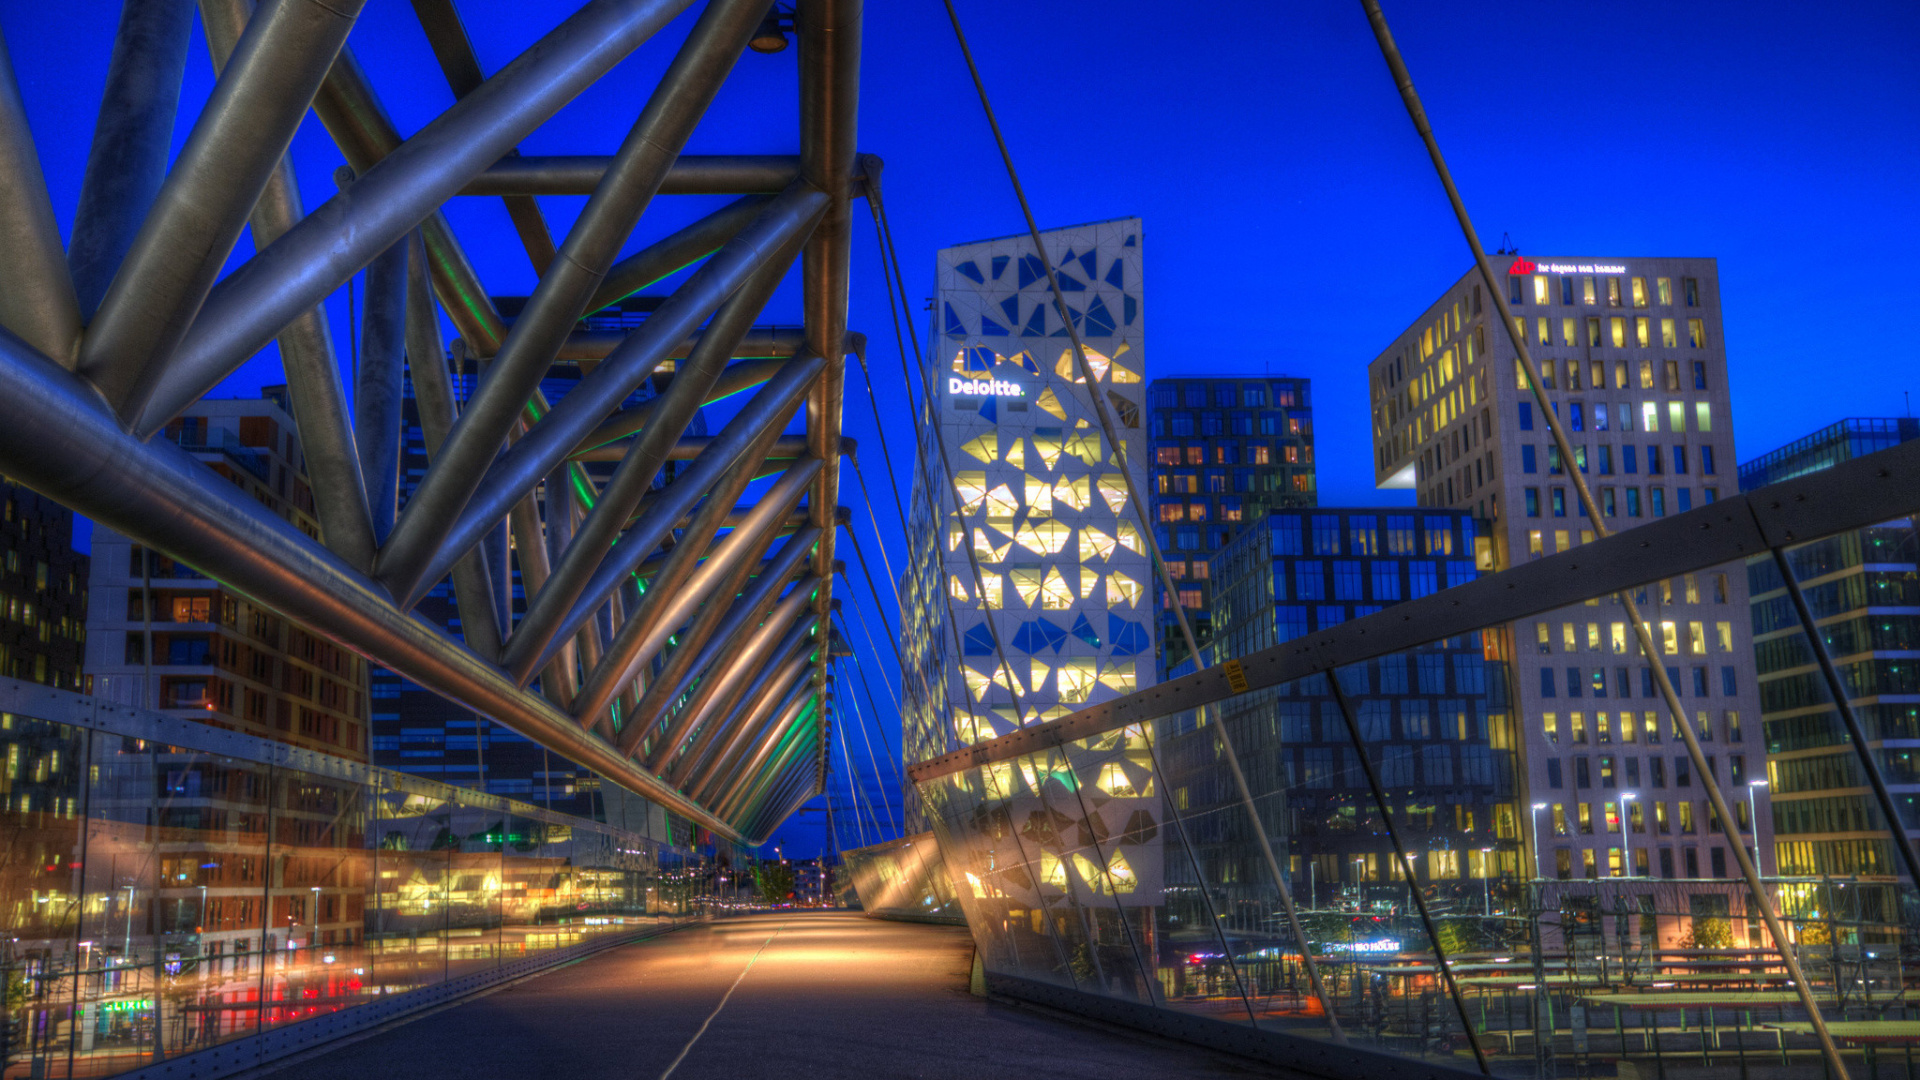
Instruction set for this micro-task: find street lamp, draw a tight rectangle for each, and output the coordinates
[1619,793,1638,877]
[121,885,137,958]
[1530,803,1549,880]
[1748,780,1769,874]
[310,887,321,947]
[1479,847,1494,915]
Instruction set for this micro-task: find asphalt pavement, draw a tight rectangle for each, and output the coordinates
[259,910,1298,1079]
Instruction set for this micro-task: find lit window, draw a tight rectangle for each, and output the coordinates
[1107,572,1142,607]
[1656,277,1673,304]
[1607,278,1624,307]
[1660,621,1678,654]
[1095,475,1128,514]
[1688,318,1705,347]
[1716,621,1733,652]
[1631,277,1648,307]
[1668,401,1685,433]
[1562,317,1577,346]
[1661,318,1677,348]
[1024,474,1053,516]
[1587,317,1603,346]
[1635,317,1650,347]
[1688,621,1706,655]
[1543,712,1559,743]
[1052,476,1091,512]
[1534,275,1550,305]
[1610,317,1626,347]
[960,433,997,463]
[1642,402,1659,431]
[1056,657,1098,701]
[1695,402,1712,432]
[1611,623,1628,654]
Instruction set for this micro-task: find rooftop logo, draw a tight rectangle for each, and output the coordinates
[1507,257,1537,275]
[949,377,1025,398]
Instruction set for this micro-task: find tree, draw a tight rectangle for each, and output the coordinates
[754,862,795,904]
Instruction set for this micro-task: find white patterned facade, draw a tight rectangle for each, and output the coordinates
[900,219,1157,829]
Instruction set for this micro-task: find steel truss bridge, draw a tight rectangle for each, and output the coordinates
[0,0,861,843]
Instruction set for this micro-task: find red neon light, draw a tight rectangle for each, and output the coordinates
[1508,257,1536,275]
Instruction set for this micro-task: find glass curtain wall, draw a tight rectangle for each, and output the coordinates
[0,709,709,1079]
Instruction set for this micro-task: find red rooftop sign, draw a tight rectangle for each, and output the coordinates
[1507,257,1536,275]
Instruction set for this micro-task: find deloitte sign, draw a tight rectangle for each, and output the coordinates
[949,377,1025,399]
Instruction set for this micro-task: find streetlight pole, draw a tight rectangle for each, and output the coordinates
[1308,859,1316,911]
[1529,803,1548,880]
[1479,847,1493,915]
[1620,793,1638,877]
[1748,780,1769,875]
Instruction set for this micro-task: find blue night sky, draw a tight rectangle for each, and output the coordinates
[3,0,1915,855]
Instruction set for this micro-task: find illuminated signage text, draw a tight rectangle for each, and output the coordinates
[949,377,1025,398]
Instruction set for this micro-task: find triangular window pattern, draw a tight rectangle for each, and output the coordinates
[955,260,985,284]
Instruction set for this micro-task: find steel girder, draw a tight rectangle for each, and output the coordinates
[0,0,861,841]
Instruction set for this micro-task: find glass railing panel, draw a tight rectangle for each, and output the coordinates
[74,733,165,1077]
[0,714,91,1077]
[440,794,503,980]
[258,762,372,1036]
[922,760,1078,988]
[1055,720,1253,1019]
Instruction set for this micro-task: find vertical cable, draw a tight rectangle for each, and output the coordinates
[930,1,1339,1035]
[1356,1,1848,1073]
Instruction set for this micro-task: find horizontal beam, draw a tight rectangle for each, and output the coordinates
[576,433,853,463]
[909,435,1920,783]
[459,153,871,196]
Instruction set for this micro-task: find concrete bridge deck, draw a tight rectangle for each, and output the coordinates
[262,911,1294,1079]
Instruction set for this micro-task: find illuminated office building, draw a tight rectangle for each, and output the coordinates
[1209,508,1517,906]
[85,390,370,762]
[1741,418,1920,895]
[1368,257,1770,884]
[900,218,1156,831]
[1146,375,1314,672]
[0,482,88,691]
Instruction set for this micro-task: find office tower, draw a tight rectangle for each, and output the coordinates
[85,390,370,761]
[1368,257,1770,887]
[1208,508,1517,908]
[1741,418,1920,918]
[900,218,1155,830]
[1146,375,1315,673]
[0,483,88,691]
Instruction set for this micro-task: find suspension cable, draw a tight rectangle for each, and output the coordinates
[841,656,901,839]
[934,0,1340,1035]
[1357,3,1844,1073]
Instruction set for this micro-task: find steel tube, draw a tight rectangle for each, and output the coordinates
[559,329,802,365]
[382,0,765,618]
[0,324,742,838]
[602,458,821,751]
[409,0,558,275]
[587,194,772,313]
[797,0,859,702]
[566,427,812,727]
[462,154,810,196]
[630,534,815,761]
[711,688,820,818]
[576,433,834,464]
[501,256,805,682]
[670,613,817,786]
[66,0,195,323]
[515,354,822,681]
[81,0,369,420]
[713,694,815,818]
[742,765,818,843]
[139,0,700,435]
[357,238,409,544]
[0,25,81,364]
[387,187,828,606]
[734,737,819,831]
[691,641,816,802]
[310,46,507,354]
[574,357,786,453]
[646,570,818,771]
[200,0,376,572]
[401,232,501,658]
